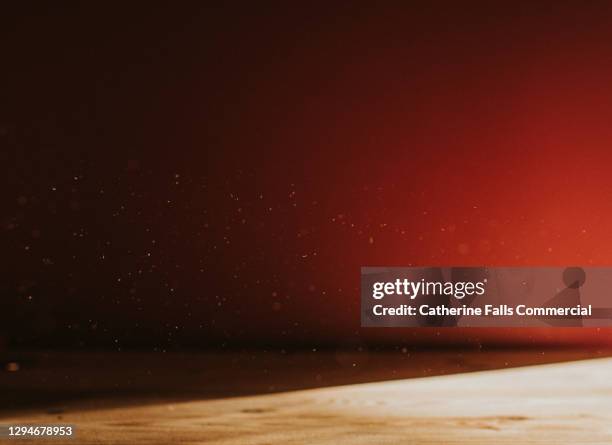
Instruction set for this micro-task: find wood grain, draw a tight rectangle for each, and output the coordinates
[1,349,611,444]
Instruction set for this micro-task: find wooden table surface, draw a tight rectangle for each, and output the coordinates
[1,348,611,444]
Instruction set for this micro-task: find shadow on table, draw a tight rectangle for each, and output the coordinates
[1,346,611,415]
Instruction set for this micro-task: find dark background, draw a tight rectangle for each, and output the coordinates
[4,2,612,350]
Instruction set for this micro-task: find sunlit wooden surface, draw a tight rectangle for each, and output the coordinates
[1,349,611,444]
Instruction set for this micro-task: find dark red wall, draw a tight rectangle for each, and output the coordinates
[5,2,612,348]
